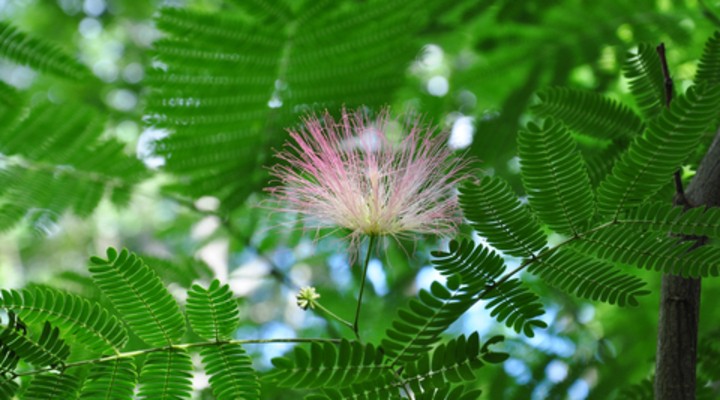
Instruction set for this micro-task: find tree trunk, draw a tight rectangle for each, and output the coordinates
[654,129,720,399]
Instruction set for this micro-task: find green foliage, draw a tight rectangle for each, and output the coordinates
[400,333,507,395]
[0,287,127,352]
[1,2,720,399]
[596,84,720,217]
[575,226,720,278]
[0,319,69,368]
[148,1,437,209]
[413,385,483,400]
[623,43,666,119]
[431,239,547,337]
[89,248,185,346]
[138,350,193,399]
[619,202,720,237]
[0,21,90,80]
[518,119,594,235]
[528,249,649,306]
[0,98,146,232]
[532,87,644,140]
[696,31,720,86]
[268,340,388,389]
[23,373,80,400]
[187,280,240,340]
[201,344,259,400]
[0,376,18,400]
[79,358,137,399]
[459,176,547,258]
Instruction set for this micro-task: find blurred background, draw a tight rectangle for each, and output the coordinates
[1,0,720,398]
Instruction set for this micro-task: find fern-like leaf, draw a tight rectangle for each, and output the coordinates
[574,225,720,278]
[138,349,193,400]
[0,376,18,400]
[459,176,547,258]
[0,101,146,231]
[201,343,260,400]
[528,248,650,306]
[79,358,137,399]
[581,141,627,187]
[431,239,547,337]
[187,279,239,340]
[0,287,127,352]
[596,84,720,217]
[623,43,666,119]
[268,340,388,389]
[0,21,89,80]
[532,87,644,140]
[311,373,403,400]
[89,248,185,346]
[381,281,471,367]
[149,2,437,209]
[0,320,69,368]
[518,119,595,234]
[23,373,80,400]
[696,31,720,86]
[400,333,507,395]
[618,202,720,237]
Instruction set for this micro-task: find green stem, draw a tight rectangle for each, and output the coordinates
[353,235,377,340]
[313,301,354,331]
[12,337,341,378]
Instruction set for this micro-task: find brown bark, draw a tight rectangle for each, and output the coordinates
[654,130,720,399]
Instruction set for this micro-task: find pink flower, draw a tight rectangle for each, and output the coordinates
[267,108,471,251]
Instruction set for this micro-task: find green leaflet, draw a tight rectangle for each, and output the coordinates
[0,376,18,400]
[596,84,720,218]
[574,225,720,278]
[79,358,137,399]
[460,176,547,258]
[528,248,650,306]
[581,141,628,187]
[413,385,484,400]
[695,31,720,86]
[201,344,260,400]
[618,202,720,237]
[0,319,69,368]
[149,1,433,209]
[400,333,507,395]
[431,239,547,337]
[89,248,185,346]
[0,287,127,353]
[138,350,193,400]
[532,87,644,140]
[623,43,666,119]
[187,280,240,340]
[313,373,403,400]
[0,22,90,80]
[269,340,388,389]
[381,280,471,366]
[0,100,146,232]
[518,119,595,235]
[23,373,80,400]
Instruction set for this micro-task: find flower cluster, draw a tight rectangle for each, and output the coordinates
[267,108,471,250]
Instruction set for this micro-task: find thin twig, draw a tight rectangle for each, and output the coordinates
[699,0,720,27]
[656,43,673,108]
[657,43,691,208]
[11,337,341,378]
[353,235,377,340]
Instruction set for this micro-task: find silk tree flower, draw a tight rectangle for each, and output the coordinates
[266,108,472,252]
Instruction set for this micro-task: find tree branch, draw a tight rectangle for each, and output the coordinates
[654,42,717,399]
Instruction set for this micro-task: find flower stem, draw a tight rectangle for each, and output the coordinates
[313,302,354,331]
[353,235,376,340]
